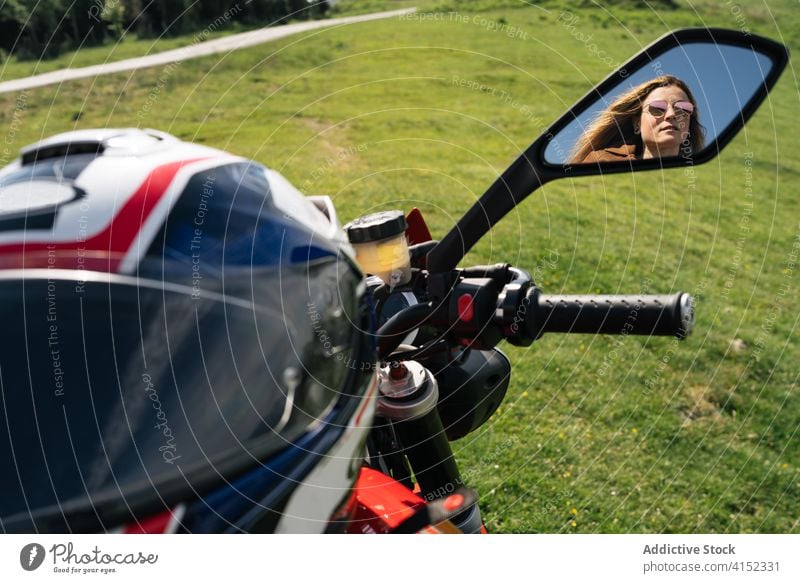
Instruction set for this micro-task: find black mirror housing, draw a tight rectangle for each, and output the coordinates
[536,28,789,176]
[426,28,789,273]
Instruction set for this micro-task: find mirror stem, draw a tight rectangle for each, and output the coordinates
[426,150,548,273]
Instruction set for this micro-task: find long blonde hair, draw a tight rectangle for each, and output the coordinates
[570,75,705,163]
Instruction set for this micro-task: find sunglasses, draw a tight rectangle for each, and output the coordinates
[645,100,695,119]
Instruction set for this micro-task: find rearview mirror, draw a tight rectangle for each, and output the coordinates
[542,28,789,171]
[425,28,788,273]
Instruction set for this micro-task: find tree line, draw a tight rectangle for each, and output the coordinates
[0,1,333,60]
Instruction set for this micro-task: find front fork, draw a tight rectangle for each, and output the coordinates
[370,360,484,534]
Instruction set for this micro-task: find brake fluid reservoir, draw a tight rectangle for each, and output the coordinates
[344,210,411,287]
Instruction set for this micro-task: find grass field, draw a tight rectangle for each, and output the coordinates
[1,0,798,533]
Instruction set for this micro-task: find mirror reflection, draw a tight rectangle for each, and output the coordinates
[544,42,777,165]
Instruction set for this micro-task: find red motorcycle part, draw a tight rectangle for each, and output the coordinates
[405,208,433,245]
[347,467,433,534]
[390,487,480,534]
[348,467,482,534]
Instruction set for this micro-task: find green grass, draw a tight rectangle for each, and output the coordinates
[1,1,799,533]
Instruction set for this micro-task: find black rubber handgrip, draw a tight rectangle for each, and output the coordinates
[526,290,694,339]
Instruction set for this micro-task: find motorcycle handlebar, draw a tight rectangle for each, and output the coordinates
[524,290,695,339]
[373,276,694,360]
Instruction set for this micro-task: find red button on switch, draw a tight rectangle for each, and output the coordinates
[457,293,474,322]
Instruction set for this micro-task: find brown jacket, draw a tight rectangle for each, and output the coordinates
[581,144,638,163]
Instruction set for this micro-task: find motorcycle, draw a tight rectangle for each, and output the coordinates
[0,28,788,534]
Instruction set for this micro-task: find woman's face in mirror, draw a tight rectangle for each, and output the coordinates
[638,85,692,159]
